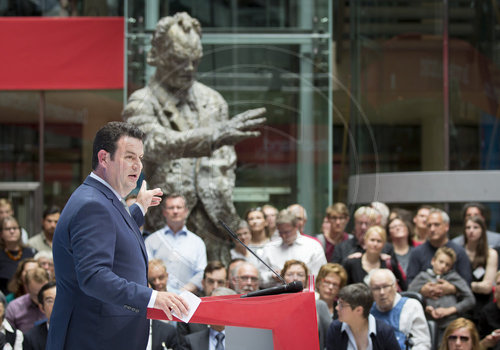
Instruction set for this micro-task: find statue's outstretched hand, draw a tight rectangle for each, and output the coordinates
[212,107,266,149]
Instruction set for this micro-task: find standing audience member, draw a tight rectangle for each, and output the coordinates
[287,203,321,243]
[316,263,348,318]
[317,203,351,262]
[413,205,431,246]
[462,215,498,321]
[0,217,36,295]
[477,271,500,350]
[439,317,481,350]
[22,281,56,350]
[387,216,415,274]
[452,203,500,248]
[34,252,54,282]
[326,283,399,350]
[246,207,269,253]
[27,206,60,253]
[146,193,207,294]
[343,226,406,290]
[229,221,259,267]
[6,259,38,303]
[371,202,390,228]
[260,210,326,287]
[368,268,431,350]
[6,267,48,333]
[146,260,179,350]
[0,294,22,350]
[408,247,475,342]
[407,208,472,285]
[331,206,382,264]
[0,199,28,243]
[233,262,259,294]
[262,204,279,241]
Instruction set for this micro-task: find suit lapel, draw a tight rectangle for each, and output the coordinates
[84,176,148,263]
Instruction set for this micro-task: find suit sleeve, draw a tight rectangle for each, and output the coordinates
[70,200,151,309]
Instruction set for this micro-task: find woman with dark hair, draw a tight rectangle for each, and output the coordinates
[245,207,269,248]
[387,216,414,274]
[6,257,38,302]
[463,215,498,321]
[0,216,36,295]
[438,317,480,350]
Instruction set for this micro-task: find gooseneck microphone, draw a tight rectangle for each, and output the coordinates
[219,219,303,298]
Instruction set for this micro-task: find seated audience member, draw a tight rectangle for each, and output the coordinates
[180,287,237,350]
[6,259,39,302]
[178,261,228,345]
[371,202,390,228]
[477,271,500,350]
[387,216,415,274]
[368,269,431,350]
[317,203,351,262]
[281,259,331,350]
[0,293,22,349]
[27,206,60,253]
[407,208,472,285]
[229,221,259,267]
[326,283,399,350]
[342,226,407,290]
[452,203,500,248]
[22,281,56,350]
[332,206,388,264]
[6,267,48,333]
[146,259,179,350]
[34,251,54,282]
[412,205,432,246]
[316,263,348,318]
[439,317,481,350]
[461,215,498,321]
[227,258,245,291]
[262,204,279,241]
[0,198,28,243]
[233,262,259,294]
[408,247,475,342]
[260,210,326,288]
[146,193,207,294]
[0,217,36,295]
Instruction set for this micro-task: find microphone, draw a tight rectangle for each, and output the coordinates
[218,219,286,284]
[240,281,303,298]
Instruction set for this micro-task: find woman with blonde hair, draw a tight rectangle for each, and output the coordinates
[343,225,407,290]
[316,263,347,318]
[438,317,480,350]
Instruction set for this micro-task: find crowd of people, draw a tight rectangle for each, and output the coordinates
[3,191,500,349]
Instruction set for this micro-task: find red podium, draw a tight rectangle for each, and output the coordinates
[148,291,319,349]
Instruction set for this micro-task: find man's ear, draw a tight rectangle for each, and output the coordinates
[97,150,108,167]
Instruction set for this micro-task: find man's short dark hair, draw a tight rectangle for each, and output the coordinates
[203,260,226,280]
[338,283,373,319]
[92,122,144,170]
[43,205,61,219]
[37,281,56,306]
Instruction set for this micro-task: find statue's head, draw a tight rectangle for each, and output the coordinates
[148,12,203,90]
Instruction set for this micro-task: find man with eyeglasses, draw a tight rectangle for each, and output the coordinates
[326,283,399,350]
[234,262,260,294]
[368,269,431,350]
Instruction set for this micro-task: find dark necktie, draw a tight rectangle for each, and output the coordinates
[215,332,224,350]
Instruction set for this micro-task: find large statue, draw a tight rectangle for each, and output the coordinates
[123,12,265,264]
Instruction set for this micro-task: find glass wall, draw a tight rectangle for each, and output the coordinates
[126,0,333,233]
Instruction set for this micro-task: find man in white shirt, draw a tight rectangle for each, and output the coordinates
[260,210,326,287]
[368,269,431,350]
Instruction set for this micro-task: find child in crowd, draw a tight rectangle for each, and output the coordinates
[408,247,475,342]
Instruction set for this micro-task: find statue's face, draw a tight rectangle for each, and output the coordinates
[157,23,203,90]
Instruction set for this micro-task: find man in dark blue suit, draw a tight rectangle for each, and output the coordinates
[47,122,189,350]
